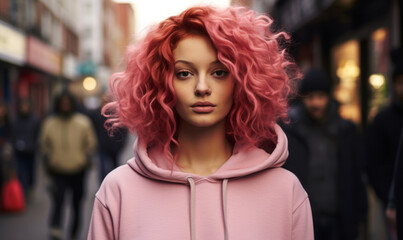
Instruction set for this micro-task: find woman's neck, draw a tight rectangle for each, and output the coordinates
[175,121,233,176]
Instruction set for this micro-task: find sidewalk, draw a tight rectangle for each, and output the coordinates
[0,135,135,240]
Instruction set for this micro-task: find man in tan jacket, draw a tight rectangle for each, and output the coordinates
[40,90,96,240]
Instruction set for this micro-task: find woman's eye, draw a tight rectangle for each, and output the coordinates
[212,70,229,78]
[176,71,193,79]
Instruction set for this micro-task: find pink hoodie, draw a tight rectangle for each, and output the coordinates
[88,125,314,240]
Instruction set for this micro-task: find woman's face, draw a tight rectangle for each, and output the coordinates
[173,35,234,128]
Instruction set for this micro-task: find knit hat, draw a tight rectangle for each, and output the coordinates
[299,68,331,95]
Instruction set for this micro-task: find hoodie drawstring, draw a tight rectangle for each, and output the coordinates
[187,177,196,240]
[187,177,229,240]
[222,179,229,240]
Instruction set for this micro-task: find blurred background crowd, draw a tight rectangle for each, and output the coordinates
[0,0,402,239]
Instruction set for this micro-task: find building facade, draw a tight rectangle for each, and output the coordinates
[74,0,134,108]
[0,0,134,116]
[0,0,79,117]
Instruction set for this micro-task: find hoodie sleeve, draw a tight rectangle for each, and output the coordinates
[292,196,314,239]
[87,196,115,240]
[289,173,314,240]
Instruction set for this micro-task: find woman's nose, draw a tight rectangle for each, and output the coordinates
[194,76,211,97]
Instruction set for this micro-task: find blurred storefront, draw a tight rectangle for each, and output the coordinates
[0,19,26,113]
[0,0,135,117]
[331,26,391,128]
[332,40,361,124]
[271,0,401,129]
[21,36,63,118]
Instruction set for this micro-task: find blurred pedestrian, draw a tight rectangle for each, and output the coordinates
[0,103,15,206]
[367,61,403,239]
[89,94,128,183]
[0,102,11,141]
[11,98,40,197]
[0,140,14,190]
[0,103,11,184]
[39,90,97,240]
[88,6,314,240]
[394,132,403,239]
[283,68,367,240]
[390,124,403,240]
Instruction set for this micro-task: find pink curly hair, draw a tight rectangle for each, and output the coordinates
[104,6,299,162]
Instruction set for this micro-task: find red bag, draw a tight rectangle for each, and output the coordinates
[1,178,25,212]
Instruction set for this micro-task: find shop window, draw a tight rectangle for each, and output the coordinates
[332,40,361,124]
[368,28,389,121]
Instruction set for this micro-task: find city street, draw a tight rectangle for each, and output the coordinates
[0,0,401,239]
[0,135,136,240]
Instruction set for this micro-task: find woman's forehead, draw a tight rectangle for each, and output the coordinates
[173,35,217,63]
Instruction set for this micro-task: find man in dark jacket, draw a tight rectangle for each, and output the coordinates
[12,99,40,196]
[283,68,367,240]
[366,68,403,207]
[89,94,128,183]
[395,137,403,239]
[367,62,403,238]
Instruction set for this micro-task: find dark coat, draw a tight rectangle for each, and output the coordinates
[366,103,403,206]
[89,108,127,156]
[394,130,403,239]
[282,102,367,240]
[11,114,40,157]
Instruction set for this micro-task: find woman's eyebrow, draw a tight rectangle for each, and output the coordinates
[210,60,227,68]
[174,60,194,66]
[174,59,221,65]
[174,59,225,69]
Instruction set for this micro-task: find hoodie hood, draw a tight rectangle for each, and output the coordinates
[128,124,288,183]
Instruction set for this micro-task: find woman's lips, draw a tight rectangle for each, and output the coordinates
[192,106,215,113]
[191,102,216,113]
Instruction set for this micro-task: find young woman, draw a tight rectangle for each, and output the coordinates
[88,6,313,240]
